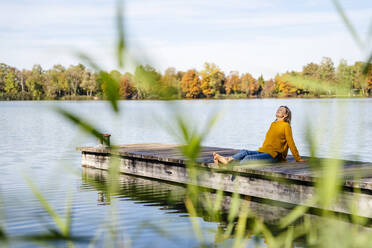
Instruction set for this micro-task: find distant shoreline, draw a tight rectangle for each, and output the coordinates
[1,59,371,101]
[1,95,370,102]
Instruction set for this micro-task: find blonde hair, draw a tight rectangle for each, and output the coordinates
[279,105,292,124]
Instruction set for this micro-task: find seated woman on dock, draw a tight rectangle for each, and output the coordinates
[213,106,305,165]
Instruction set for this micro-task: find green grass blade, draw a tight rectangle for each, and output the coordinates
[116,0,126,68]
[184,198,204,244]
[76,53,120,113]
[23,175,66,235]
[279,200,312,228]
[362,53,372,74]
[55,108,109,146]
[332,0,363,49]
[75,52,101,72]
[232,205,248,248]
[63,190,73,237]
[284,226,294,248]
[98,71,121,113]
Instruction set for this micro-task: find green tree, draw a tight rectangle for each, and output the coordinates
[44,69,59,100]
[134,65,162,99]
[4,70,19,99]
[46,65,68,98]
[161,67,180,98]
[336,59,354,94]
[302,62,320,79]
[80,71,98,96]
[66,64,86,96]
[25,65,44,100]
[17,69,27,98]
[0,63,11,95]
[162,67,179,88]
[351,62,367,95]
[81,71,98,96]
[318,57,335,82]
[109,70,122,82]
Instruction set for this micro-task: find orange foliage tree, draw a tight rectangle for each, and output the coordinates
[262,79,276,97]
[181,69,201,98]
[274,74,297,97]
[240,73,257,96]
[225,71,241,95]
[120,72,137,99]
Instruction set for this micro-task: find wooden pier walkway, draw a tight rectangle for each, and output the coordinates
[77,143,372,218]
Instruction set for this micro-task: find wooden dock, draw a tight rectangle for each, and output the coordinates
[77,143,372,218]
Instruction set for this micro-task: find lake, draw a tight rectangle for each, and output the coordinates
[1,99,371,247]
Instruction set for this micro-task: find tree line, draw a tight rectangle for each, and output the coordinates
[0,57,371,100]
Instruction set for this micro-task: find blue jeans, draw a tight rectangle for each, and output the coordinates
[232,150,277,164]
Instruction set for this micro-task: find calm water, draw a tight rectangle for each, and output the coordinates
[1,99,371,247]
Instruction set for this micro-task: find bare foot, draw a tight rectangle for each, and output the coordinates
[213,152,229,165]
[213,152,219,165]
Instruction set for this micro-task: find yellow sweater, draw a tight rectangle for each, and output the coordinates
[257,120,302,162]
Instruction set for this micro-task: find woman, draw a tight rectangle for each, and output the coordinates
[213,106,305,165]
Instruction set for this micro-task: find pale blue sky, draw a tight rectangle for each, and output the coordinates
[1,0,371,78]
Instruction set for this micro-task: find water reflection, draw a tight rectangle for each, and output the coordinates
[81,167,307,246]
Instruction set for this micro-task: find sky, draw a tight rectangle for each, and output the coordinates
[1,0,371,78]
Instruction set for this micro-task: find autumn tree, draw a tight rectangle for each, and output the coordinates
[176,71,185,82]
[0,59,369,99]
[240,73,257,96]
[275,74,291,97]
[181,69,201,98]
[225,71,241,95]
[120,72,137,99]
[200,62,225,98]
[261,79,276,97]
